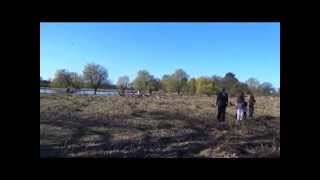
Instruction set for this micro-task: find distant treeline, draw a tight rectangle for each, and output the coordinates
[40,63,279,96]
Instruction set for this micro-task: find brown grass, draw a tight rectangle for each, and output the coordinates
[40,93,280,158]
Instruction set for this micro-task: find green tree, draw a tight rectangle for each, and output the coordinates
[187,78,197,95]
[220,72,240,96]
[160,74,174,92]
[50,70,83,89]
[196,77,216,96]
[147,77,160,94]
[133,70,152,92]
[83,63,108,94]
[222,72,239,88]
[40,76,51,87]
[50,69,73,88]
[171,69,189,95]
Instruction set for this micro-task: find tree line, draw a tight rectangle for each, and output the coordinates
[40,63,279,96]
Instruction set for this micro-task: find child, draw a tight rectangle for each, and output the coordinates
[236,101,244,124]
[236,92,245,124]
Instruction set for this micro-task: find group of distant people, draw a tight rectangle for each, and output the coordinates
[123,89,150,97]
[215,88,256,124]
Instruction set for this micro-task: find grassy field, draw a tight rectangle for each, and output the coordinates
[40,93,280,158]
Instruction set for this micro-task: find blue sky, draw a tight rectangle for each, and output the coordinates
[40,22,280,88]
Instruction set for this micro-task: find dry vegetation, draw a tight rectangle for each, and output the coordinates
[40,93,280,158]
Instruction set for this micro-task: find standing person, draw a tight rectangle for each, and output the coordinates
[248,94,256,118]
[243,101,248,120]
[236,92,245,124]
[216,88,228,122]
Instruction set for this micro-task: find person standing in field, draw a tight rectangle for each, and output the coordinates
[216,88,228,122]
[248,94,256,118]
[236,92,245,123]
[243,101,248,120]
[137,89,141,97]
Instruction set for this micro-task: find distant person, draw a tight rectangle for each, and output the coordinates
[248,94,256,118]
[137,90,143,97]
[216,88,228,122]
[236,92,245,123]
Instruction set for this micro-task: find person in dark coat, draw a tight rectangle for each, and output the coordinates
[248,94,256,118]
[216,88,228,122]
[243,101,248,120]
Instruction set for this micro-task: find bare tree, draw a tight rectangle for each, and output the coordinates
[259,82,275,95]
[83,63,108,95]
[245,78,260,91]
[117,76,130,89]
[117,76,130,96]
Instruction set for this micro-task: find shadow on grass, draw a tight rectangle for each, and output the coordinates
[40,109,279,158]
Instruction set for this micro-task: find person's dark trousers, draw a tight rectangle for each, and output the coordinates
[217,106,226,122]
[249,106,254,118]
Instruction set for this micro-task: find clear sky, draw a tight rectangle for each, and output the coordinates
[40,22,280,88]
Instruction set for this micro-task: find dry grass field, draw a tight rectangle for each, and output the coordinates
[40,93,280,158]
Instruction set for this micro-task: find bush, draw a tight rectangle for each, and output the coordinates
[196,77,216,96]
